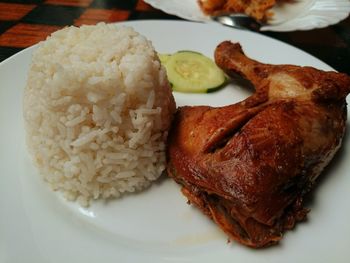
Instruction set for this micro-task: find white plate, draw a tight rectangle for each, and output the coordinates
[1,20,349,263]
[144,0,350,31]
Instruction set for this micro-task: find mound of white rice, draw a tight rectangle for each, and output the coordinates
[23,23,176,206]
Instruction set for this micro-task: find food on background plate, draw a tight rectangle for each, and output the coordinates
[23,23,176,206]
[198,0,277,21]
[159,51,226,93]
[167,41,350,247]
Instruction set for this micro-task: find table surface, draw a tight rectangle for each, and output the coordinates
[0,0,349,75]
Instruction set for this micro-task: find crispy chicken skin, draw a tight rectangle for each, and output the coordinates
[167,41,350,248]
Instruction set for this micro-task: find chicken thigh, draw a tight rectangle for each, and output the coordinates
[167,41,350,248]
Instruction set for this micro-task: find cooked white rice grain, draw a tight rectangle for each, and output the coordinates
[23,23,176,206]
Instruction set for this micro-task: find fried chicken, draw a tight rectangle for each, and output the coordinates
[167,41,350,247]
[198,0,277,21]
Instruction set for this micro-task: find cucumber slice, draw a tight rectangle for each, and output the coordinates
[160,51,226,93]
[158,53,172,65]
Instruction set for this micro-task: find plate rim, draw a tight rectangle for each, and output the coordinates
[0,20,335,71]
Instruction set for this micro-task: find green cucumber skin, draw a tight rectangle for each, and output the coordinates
[169,77,228,93]
[176,50,202,55]
[206,77,228,93]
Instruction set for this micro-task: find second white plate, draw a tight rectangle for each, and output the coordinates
[144,0,350,31]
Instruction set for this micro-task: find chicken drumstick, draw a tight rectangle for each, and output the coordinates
[167,41,350,248]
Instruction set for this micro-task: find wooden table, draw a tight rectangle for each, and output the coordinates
[0,0,349,75]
